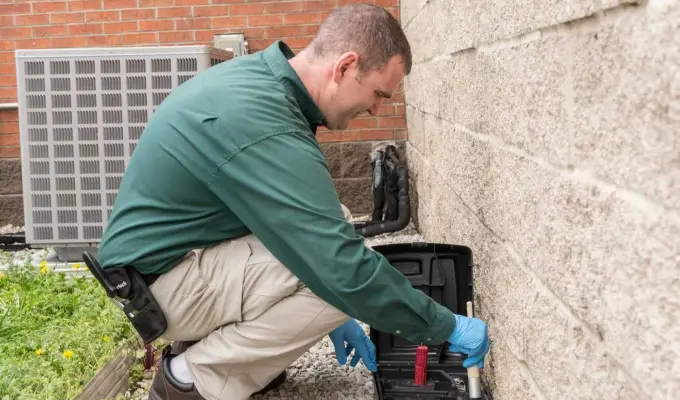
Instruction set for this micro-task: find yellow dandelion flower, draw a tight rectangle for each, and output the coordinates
[63,349,73,359]
[40,265,50,274]
[35,348,42,355]
[0,271,6,279]
[72,263,82,270]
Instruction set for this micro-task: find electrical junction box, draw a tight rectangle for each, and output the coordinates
[370,242,493,400]
[214,33,248,57]
[14,45,233,259]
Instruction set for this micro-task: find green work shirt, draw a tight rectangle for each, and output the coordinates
[97,40,456,345]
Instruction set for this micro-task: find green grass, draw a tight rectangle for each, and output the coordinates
[0,250,136,400]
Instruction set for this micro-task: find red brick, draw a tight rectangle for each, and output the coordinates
[0,64,13,75]
[266,25,317,37]
[230,3,265,15]
[140,19,174,31]
[103,21,138,34]
[122,9,156,20]
[215,27,265,38]
[248,14,283,27]
[87,35,123,46]
[0,110,18,122]
[175,18,211,30]
[194,5,229,17]
[139,0,173,5]
[160,31,194,43]
[15,38,51,49]
[282,36,312,49]
[33,2,67,13]
[0,4,30,14]
[284,12,321,25]
[376,0,399,6]
[358,129,393,141]
[0,16,12,27]
[0,54,12,64]
[0,123,19,135]
[68,0,102,11]
[0,42,15,51]
[300,0,335,11]
[33,25,69,37]
[68,23,103,35]
[365,105,392,116]
[234,2,301,14]
[51,36,89,48]
[0,134,19,146]
[212,0,247,3]
[194,30,215,42]
[388,93,404,104]
[379,117,405,129]
[211,16,246,28]
[104,0,137,9]
[316,130,360,143]
[121,32,158,45]
[85,11,121,22]
[0,123,18,134]
[245,38,276,51]
[338,0,375,4]
[158,7,193,18]
[348,118,379,130]
[0,87,17,101]
[175,0,209,4]
[0,147,20,158]
[0,27,32,38]
[395,105,405,116]
[51,12,85,24]
[15,14,50,25]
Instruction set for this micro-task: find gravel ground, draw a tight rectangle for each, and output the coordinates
[1,219,426,400]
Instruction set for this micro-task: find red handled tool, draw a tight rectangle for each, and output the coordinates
[414,344,428,385]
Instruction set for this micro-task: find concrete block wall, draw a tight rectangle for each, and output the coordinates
[0,0,406,227]
[401,0,679,398]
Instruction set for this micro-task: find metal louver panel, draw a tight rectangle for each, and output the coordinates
[16,45,233,245]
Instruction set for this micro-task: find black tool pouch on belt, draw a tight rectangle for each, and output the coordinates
[82,252,167,344]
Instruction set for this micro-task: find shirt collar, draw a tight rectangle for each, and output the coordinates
[262,40,326,131]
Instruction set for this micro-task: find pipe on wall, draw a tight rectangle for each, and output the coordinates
[0,103,19,110]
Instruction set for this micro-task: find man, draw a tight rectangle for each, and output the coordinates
[97,4,489,400]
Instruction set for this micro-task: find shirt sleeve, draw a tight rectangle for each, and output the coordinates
[207,131,456,345]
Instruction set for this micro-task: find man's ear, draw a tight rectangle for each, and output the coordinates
[332,52,359,84]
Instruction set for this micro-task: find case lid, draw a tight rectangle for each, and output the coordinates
[369,242,474,363]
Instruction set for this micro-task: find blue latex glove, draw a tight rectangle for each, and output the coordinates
[329,319,377,372]
[447,314,490,368]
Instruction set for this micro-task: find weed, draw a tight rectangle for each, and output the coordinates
[0,251,135,399]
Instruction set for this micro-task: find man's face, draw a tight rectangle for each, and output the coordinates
[324,54,405,130]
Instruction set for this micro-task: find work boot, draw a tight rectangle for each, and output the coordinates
[149,344,288,399]
[148,345,205,400]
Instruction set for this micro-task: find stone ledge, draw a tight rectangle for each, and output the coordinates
[0,159,22,195]
[0,195,24,227]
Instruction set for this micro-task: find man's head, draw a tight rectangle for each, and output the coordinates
[290,4,412,130]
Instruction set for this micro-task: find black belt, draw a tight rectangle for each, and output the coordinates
[141,272,160,287]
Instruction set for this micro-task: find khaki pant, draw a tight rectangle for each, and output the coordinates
[148,205,354,399]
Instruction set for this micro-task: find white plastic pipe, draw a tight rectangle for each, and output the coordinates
[0,103,18,110]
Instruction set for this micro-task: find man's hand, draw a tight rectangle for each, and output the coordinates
[329,319,377,372]
[447,314,490,368]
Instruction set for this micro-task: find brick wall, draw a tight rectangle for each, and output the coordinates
[0,0,406,226]
[402,0,679,399]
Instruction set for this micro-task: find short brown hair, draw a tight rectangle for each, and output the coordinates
[307,4,412,75]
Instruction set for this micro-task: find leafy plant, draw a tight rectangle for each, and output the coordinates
[0,251,136,400]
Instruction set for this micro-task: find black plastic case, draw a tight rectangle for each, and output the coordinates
[369,242,492,400]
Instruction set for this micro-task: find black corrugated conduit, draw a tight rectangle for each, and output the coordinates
[353,144,411,238]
